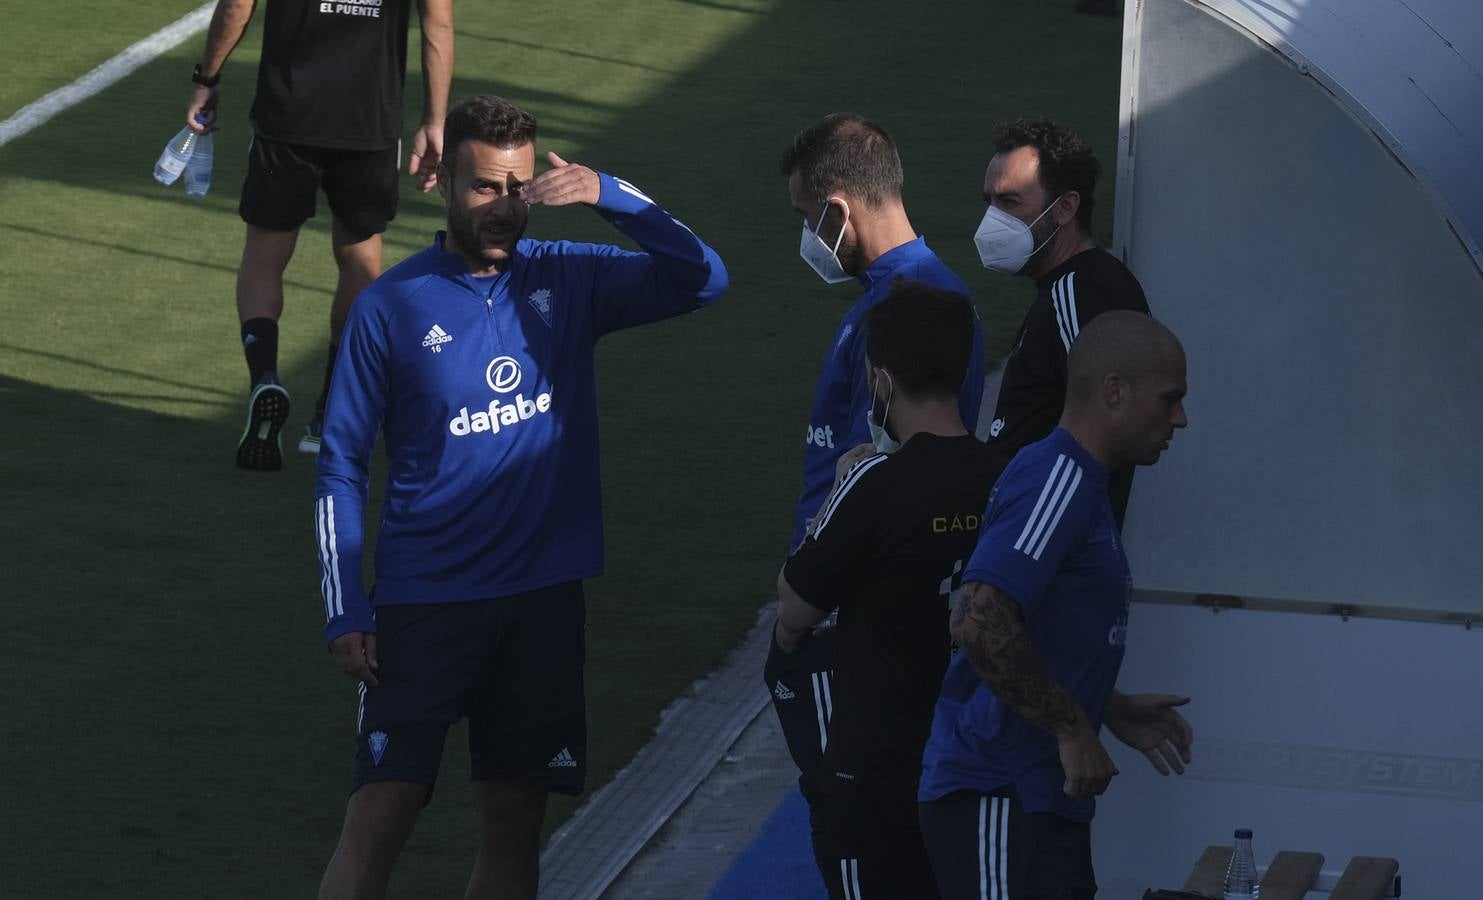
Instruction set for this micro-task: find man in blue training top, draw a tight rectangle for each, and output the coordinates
[918,311,1193,900]
[312,95,728,900]
[765,112,987,801]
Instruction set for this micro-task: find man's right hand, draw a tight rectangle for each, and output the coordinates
[1057,723,1118,798]
[329,632,380,686]
[186,84,218,133]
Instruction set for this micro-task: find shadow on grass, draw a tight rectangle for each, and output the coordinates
[0,341,236,399]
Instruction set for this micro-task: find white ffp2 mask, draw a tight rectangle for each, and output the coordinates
[973,198,1061,274]
[800,200,853,285]
[867,370,900,453]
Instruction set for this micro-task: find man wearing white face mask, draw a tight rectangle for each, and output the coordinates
[974,119,1149,523]
[765,112,987,807]
[773,283,1002,900]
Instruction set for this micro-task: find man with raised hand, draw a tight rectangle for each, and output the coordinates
[973,118,1150,523]
[918,311,1193,900]
[773,283,1003,900]
[312,95,728,900]
[767,112,987,801]
[185,0,454,469]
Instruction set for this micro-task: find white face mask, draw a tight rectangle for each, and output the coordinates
[973,197,1062,274]
[800,199,853,285]
[867,369,901,453]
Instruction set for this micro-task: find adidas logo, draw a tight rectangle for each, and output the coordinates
[548,747,578,769]
[422,324,453,353]
[773,680,796,701]
[835,323,853,352]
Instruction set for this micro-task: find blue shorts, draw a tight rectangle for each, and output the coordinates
[350,581,587,799]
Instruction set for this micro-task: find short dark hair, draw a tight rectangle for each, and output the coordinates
[865,281,977,399]
[1065,310,1182,408]
[992,118,1099,231]
[779,113,903,208]
[443,95,538,168]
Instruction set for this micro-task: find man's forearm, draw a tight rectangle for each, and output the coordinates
[417,0,454,123]
[199,0,256,76]
[950,581,1088,737]
[775,572,829,652]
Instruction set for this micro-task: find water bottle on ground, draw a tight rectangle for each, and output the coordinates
[154,126,199,185]
[1223,828,1260,900]
[184,130,214,197]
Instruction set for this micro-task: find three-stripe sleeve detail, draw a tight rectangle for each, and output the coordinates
[814,454,888,538]
[1051,272,1080,352]
[316,496,344,620]
[1012,454,1083,561]
[614,177,655,206]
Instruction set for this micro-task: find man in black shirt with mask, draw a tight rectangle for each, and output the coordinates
[972,119,1149,523]
[183,0,454,470]
[771,282,1004,900]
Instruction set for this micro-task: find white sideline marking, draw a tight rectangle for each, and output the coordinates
[0,2,215,147]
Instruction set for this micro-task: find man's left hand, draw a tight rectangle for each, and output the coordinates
[408,121,443,192]
[523,151,600,207]
[186,84,218,133]
[833,443,876,487]
[1105,692,1193,775]
[773,617,802,655]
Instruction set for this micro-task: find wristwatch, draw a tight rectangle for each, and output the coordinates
[192,63,220,88]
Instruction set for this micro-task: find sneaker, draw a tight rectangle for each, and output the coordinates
[236,378,291,471]
[297,413,323,456]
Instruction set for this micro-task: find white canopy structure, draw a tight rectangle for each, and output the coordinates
[1097,2,1482,896]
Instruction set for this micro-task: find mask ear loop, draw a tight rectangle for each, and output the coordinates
[1026,194,1064,257]
[815,198,851,255]
[881,370,894,437]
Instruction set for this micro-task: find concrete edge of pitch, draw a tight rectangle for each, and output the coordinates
[602,702,799,899]
[538,605,786,900]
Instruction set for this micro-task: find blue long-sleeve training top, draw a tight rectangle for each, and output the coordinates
[314,173,729,645]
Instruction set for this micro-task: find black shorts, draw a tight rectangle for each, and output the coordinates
[763,624,836,802]
[351,581,587,798]
[811,789,939,900]
[918,789,1096,900]
[239,134,399,237]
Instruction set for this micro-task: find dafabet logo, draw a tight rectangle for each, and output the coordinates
[448,356,553,437]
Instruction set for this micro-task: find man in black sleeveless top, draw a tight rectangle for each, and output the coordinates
[183,0,454,470]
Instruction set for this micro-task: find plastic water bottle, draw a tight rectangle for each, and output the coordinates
[154,126,199,185]
[184,130,214,197]
[1223,828,1260,900]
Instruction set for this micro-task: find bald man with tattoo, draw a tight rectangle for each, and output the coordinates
[917,311,1195,900]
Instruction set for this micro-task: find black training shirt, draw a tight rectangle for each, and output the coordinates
[985,247,1150,521]
[783,433,1003,822]
[250,0,413,150]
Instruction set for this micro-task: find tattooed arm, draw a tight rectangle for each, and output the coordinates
[950,580,1118,798]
